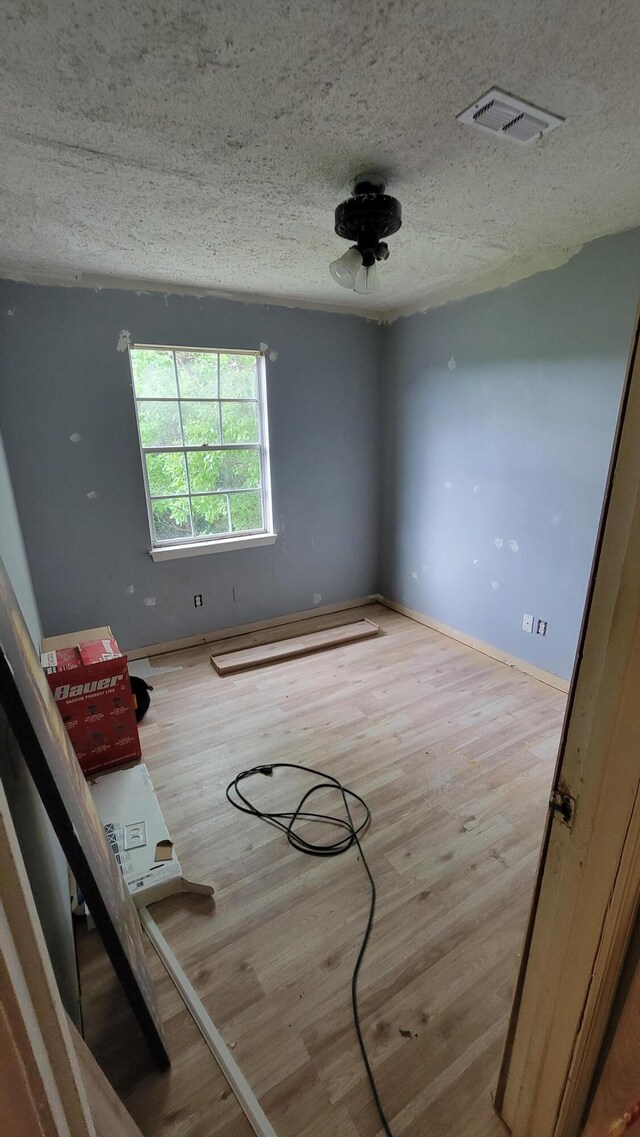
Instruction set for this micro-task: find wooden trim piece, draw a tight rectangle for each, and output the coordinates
[0,777,95,1137]
[69,1018,144,1137]
[377,596,570,692]
[125,595,379,660]
[140,907,279,1137]
[497,312,640,1137]
[211,618,380,676]
[0,904,72,1137]
[0,779,144,1137]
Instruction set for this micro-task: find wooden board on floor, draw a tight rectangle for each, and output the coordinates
[210,617,380,675]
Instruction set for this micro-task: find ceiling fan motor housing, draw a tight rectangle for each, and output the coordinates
[334,177,402,267]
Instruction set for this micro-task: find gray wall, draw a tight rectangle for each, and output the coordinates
[0,287,382,650]
[0,429,79,1021]
[380,228,640,680]
[2,227,639,678]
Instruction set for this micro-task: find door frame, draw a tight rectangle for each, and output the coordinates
[496,310,640,1137]
[0,775,144,1137]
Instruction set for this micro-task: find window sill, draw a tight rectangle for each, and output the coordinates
[149,533,277,562]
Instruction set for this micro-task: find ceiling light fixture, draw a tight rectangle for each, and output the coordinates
[329,173,401,294]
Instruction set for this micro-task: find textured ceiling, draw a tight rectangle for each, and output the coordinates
[1,0,639,318]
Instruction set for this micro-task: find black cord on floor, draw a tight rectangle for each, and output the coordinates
[226,762,396,1137]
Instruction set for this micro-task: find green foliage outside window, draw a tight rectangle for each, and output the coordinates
[131,348,266,543]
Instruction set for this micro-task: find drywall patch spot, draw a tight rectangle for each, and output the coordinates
[473,558,479,565]
[313,592,322,605]
[117,329,132,352]
[444,480,452,490]
[143,596,156,607]
[127,585,135,594]
[447,356,456,371]
[491,580,500,590]
[86,490,98,500]
[494,537,503,549]
[269,349,278,361]
[473,484,481,494]
[7,308,16,316]
[411,571,418,579]
[259,341,269,353]
[69,432,82,443]
[552,510,563,525]
[508,539,519,553]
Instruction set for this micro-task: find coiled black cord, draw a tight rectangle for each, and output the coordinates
[226,762,395,1137]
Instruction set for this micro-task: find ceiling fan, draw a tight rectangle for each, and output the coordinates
[329,173,402,295]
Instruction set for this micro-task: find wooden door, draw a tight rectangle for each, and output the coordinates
[496,312,640,1137]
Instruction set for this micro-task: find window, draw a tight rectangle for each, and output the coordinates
[129,346,273,557]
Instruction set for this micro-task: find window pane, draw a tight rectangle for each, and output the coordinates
[219,354,257,398]
[152,499,192,541]
[221,401,259,443]
[230,491,263,532]
[176,351,218,398]
[187,449,260,492]
[146,452,188,497]
[138,401,182,447]
[192,495,229,537]
[181,402,221,446]
[131,350,177,398]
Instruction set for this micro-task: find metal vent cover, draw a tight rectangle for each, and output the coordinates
[457,87,564,144]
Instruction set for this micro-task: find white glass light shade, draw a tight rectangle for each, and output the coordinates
[353,262,379,294]
[329,247,363,288]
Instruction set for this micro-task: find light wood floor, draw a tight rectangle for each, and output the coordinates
[77,604,566,1137]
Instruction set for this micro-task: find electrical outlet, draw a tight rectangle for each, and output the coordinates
[522,613,534,634]
[536,618,548,637]
[194,594,203,608]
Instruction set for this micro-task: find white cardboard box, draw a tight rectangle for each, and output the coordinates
[88,763,213,908]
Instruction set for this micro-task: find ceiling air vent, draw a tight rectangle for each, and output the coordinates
[457,88,564,144]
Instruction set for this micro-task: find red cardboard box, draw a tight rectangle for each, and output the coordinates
[41,625,141,776]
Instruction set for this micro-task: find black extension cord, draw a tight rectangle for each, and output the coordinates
[226,762,396,1137]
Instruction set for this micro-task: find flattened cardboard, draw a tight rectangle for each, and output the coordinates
[89,764,213,907]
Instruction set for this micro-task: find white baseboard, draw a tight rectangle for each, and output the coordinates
[126,595,379,660]
[377,595,570,693]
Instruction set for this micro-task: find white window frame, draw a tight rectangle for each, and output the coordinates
[128,344,275,561]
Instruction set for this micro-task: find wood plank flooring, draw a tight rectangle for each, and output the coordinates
[77,604,566,1137]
